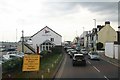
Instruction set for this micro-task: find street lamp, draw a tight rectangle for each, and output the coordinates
[22,30,24,53]
[93,19,97,51]
[93,19,96,28]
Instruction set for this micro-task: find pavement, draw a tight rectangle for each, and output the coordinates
[98,51,120,68]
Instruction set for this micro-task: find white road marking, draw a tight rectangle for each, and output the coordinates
[104,75,109,80]
[87,61,91,64]
[93,66,100,72]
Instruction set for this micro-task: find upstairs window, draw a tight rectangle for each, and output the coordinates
[51,38,54,42]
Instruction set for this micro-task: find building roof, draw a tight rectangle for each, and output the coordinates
[31,26,62,38]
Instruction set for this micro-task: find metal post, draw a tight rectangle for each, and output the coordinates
[22,30,24,53]
[93,19,96,51]
[93,19,96,28]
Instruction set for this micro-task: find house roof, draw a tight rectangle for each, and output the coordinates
[31,26,62,38]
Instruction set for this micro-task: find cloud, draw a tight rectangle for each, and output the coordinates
[45,2,118,22]
[0,0,119,41]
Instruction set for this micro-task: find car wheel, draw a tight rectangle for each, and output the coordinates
[88,57,90,59]
[73,63,75,66]
[97,59,100,61]
[90,57,92,60]
[84,63,86,66]
[73,62,75,66]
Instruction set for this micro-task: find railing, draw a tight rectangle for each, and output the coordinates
[24,42,36,53]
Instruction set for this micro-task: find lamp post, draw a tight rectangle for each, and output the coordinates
[93,19,97,51]
[22,30,24,53]
[93,19,96,28]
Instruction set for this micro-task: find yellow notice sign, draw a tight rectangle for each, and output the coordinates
[22,55,40,71]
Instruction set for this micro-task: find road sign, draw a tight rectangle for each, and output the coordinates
[22,55,40,71]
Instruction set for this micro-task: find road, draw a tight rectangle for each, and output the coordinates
[54,52,119,80]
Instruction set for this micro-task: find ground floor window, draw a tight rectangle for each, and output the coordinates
[40,40,54,51]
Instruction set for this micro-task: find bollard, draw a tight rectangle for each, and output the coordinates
[48,68,50,73]
[52,64,54,68]
[41,75,44,80]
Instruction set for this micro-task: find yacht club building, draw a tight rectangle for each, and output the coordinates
[18,26,62,53]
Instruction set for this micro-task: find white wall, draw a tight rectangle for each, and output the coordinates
[105,42,114,58]
[105,42,119,59]
[31,27,62,50]
[114,45,118,59]
[118,44,120,60]
[118,45,120,60]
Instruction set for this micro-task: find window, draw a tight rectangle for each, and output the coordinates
[43,46,45,50]
[46,46,48,51]
[51,38,54,42]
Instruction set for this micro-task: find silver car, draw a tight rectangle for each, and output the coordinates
[88,51,100,60]
[80,49,88,55]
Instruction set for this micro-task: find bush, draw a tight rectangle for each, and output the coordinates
[2,58,23,73]
[97,42,103,50]
[51,46,63,54]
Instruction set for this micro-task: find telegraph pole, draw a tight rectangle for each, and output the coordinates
[93,19,96,51]
[22,30,24,53]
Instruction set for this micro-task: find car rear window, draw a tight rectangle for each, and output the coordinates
[75,56,84,59]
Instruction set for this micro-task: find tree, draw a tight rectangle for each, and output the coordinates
[97,42,103,50]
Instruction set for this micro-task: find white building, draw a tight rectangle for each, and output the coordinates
[79,31,88,48]
[19,26,62,53]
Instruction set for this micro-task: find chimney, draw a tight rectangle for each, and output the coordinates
[97,25,101,31]
[118,26,120,31]
[105,21,110,26]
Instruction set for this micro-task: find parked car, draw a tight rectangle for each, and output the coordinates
[0,57,3,65]
[88,51,100,60]
[0,60,2,65]
[72,54,86,66]
[16,52,24,58]
[80,49,88,55]
[3,54,18,60]
[3,52,24,61]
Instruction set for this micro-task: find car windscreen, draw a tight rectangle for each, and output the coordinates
[82,50,87,51]
[92,52,98,55]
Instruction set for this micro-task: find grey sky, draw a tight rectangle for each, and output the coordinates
[46,2,118,21]
[0,0,119,42]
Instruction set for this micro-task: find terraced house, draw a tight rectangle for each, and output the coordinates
[97,21,117,49]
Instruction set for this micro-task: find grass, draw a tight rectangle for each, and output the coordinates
[2,53,63,79]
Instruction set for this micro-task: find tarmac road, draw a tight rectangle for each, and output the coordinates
[54,52,119,80]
